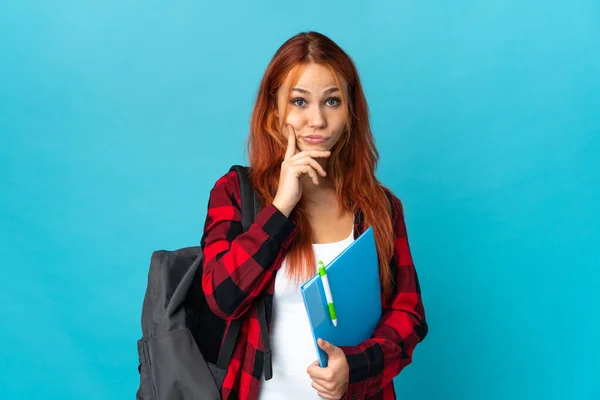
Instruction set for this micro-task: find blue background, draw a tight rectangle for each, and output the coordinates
[1,1,599,399]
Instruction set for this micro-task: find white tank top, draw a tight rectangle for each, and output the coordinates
[259,230,355,400]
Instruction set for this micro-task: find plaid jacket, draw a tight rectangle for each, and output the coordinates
[201,170,428,400]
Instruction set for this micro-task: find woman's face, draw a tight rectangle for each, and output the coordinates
[276,63,348,153]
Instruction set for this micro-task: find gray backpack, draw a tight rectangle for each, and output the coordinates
[136,165,272,400]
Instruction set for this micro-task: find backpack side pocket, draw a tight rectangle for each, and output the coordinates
[147,328,222,400]
[136,339,156,400]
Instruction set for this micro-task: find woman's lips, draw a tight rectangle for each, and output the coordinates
[302,135,329,144]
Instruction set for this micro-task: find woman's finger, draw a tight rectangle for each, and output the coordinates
[292,164,319,185]
[311,377,333,389]
[311,381,336,399]
[284,126,297,160]
[289,150,330,163]
[316,391,338,400]
[311,380,329,393]
[291,156,327,177]
[303,165,320,185]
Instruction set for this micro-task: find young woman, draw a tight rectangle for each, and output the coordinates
[200,31,428,400]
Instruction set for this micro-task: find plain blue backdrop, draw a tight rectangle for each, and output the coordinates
[1,1,599,399]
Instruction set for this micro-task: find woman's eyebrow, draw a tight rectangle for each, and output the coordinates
[291,87,340,95]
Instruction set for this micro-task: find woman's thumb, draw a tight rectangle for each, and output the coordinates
[318,338,332,354]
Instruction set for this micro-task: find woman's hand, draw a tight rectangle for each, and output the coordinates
[307,338,349,400]
[272,125,330,217]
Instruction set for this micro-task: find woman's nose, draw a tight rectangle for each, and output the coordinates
[307,105,327,129]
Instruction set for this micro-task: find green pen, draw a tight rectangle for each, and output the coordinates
[318,260,338,327]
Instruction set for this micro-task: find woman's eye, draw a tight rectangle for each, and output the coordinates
[292,98,307,107]
[326,97,341,106]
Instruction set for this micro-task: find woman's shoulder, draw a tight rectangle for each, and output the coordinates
[208,168,242,204]
[211,168,239,187]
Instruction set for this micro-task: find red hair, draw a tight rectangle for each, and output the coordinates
[247,31,395,300]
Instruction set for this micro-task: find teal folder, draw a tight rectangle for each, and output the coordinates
[300,226,382,367]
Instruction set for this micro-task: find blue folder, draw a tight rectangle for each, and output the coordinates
[300,226,382,367]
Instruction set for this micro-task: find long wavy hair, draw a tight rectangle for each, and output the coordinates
[247,31,395,299]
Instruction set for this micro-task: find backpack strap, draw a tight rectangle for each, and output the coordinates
[216,166,273,381]
[230,165,260,231]
[257,293,272,379]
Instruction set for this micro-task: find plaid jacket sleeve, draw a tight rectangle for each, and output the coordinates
[340,194,428,399]
[200,171,299,320]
